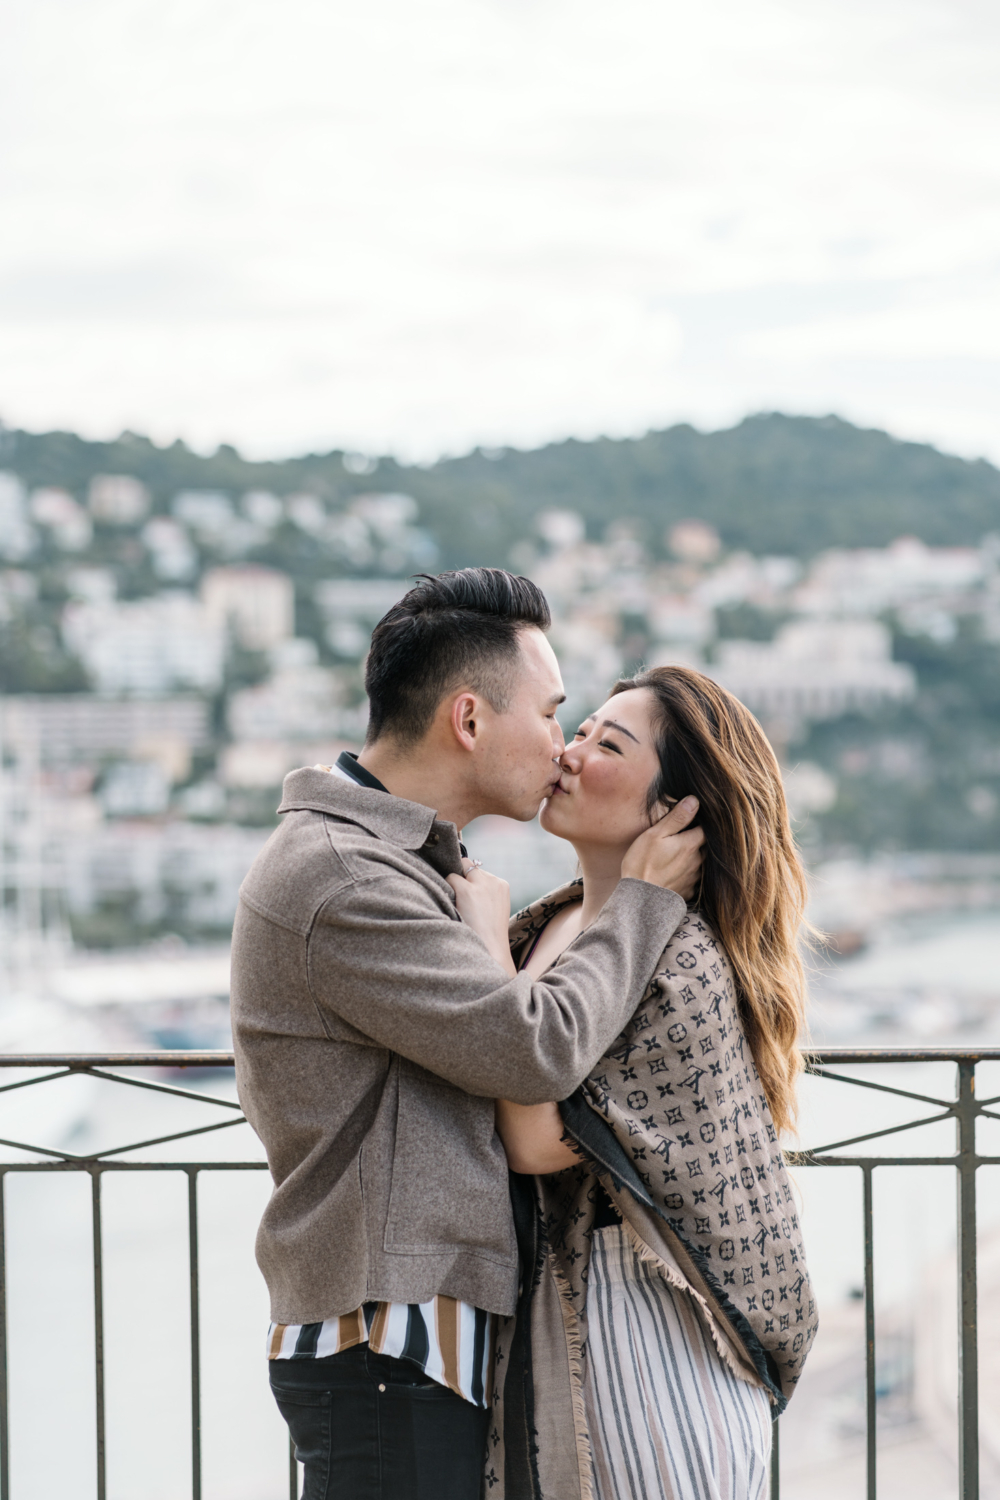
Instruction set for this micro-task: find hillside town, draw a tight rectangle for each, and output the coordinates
[1,466,999,994]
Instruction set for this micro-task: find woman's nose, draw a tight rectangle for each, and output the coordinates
[559,743,582,772]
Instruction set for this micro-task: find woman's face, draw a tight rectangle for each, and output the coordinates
[540,687,664,850]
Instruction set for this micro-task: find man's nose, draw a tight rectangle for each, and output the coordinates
[551,720,566,756]
[559,742,582,772]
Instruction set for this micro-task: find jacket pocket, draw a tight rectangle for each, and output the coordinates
[384,1061,516,1263]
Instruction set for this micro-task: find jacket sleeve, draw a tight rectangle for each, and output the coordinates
[305,868,687,1103]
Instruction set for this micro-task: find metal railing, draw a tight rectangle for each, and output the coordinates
[773,1045,1000,1500]
[0,1050,272,1500]
[0,1047,994,1500]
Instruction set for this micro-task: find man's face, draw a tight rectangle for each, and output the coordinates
[474,627,566,821]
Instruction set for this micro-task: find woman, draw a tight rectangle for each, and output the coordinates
[461,665,816,1500]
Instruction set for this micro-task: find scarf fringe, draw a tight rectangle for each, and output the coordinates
[617,1215,765,1390]
[548,1254,595,1500]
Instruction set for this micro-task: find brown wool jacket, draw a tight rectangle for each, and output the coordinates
[230,768,688,1326]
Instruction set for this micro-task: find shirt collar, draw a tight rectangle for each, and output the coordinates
[277,765,465,876]
[333,750,390,794]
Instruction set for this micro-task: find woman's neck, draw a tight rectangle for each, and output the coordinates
[574,842,630,928]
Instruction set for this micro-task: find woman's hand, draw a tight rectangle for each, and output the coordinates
[446,859,517,976]
[621,795,704,899]
[495,1100,581,1174]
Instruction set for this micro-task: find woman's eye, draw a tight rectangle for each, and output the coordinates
[599,739,622,754]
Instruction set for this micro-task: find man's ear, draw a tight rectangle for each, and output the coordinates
[449,691,480,753]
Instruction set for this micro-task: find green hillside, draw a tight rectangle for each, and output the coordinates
[5,411,1000,565]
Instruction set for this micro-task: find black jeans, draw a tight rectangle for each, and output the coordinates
[270,1344,490,1500]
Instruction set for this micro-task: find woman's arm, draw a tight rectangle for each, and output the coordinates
[495,1099,581,1174]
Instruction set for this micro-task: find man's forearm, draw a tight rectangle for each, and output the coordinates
[308,877,688,1103]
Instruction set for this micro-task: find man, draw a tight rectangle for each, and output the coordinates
[231,567,703,1499]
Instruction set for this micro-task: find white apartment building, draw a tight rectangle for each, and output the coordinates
[0,695,211,766]
[61,821,271,930]
[795,538,987,616]
[201,565,295,651]
[62,593,226,696]
[29,489,92,551]
[227,644,350,744]
[314,577,408,656]
[0,474,35,561]
[711,619,916,722]
[87,475,151,525]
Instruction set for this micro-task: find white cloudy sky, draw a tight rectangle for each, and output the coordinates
[2,0,1000,461]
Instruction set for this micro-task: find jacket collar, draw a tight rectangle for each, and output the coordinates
[277,766,464,877]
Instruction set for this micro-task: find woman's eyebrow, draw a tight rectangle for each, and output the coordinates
[601,718,640,744]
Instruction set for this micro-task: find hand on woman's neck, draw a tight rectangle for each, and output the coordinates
[574,842,632,928]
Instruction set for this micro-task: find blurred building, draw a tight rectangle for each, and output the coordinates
[61,821,271,933]
[201,565,294,650]
[0,473,36,561]
[314,577,409,657]
[141,517,198,581]
[711,619,916,722]
[226,638,363,761]
[796,537,985,616]
[87,475,151,525]
[0,695,211,766]
[62,593,226,696]
[29,488,92,551]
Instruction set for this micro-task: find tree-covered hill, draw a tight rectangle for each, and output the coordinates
[5,411,1000,566]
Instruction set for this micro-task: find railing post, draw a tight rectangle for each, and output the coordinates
[769,1416,779,1499]
[863,1165,877,1500]
[0,1172,8,1500]
[956,1061,979,1500]
[91,1167,106,1500]
[188,1170,202,1500]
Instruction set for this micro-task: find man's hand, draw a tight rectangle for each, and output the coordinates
[446,860,517,975]
[621,795,704,900]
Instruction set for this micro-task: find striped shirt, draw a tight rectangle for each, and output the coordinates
[268,1299,493,1406]
[265,751,494,1407]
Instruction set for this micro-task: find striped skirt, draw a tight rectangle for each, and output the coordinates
[583,1226,772,1500]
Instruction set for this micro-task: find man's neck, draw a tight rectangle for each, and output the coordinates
[357,742,474,830]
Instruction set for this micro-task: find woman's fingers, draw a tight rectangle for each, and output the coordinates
[621,798,705,895]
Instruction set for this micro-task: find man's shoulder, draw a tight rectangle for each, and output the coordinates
[238,805,452,935]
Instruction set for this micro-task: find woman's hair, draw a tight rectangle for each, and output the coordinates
[611,665,808,1132]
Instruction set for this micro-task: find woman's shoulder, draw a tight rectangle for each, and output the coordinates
[658,910,729,976]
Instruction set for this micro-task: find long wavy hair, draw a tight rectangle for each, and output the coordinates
[611,665,809,1132]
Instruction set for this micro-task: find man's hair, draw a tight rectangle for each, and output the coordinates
[364,568,551,744]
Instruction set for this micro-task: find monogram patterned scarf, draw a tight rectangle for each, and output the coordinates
[485,881,817,1500]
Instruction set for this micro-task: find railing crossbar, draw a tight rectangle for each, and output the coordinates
[0,1159,269,1172]
[82,1068,244,1110]
[792,1108,953,1158]
[0,1114,249,1167]
[0,1071,74,1099]
[87,1114,248,1162]
[806,1065,953,1110]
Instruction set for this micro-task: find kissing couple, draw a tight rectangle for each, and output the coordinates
[232,567,816,1500]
